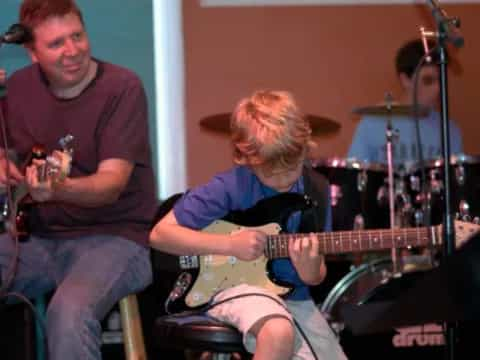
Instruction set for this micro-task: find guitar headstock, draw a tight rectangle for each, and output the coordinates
[453,220,480,248]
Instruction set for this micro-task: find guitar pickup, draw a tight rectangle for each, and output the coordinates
[179,255,199,269]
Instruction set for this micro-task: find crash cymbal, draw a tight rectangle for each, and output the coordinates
[306,114,341,136]
[352,103,430,117]
[200,113,341,136]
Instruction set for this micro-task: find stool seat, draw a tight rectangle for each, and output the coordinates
[153,312,245,354]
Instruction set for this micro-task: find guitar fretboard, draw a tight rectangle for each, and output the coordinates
[265,227,438,259]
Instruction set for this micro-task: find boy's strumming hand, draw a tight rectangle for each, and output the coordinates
[228,229,267,261]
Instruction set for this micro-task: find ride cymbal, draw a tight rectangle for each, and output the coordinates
[352,103,430,117]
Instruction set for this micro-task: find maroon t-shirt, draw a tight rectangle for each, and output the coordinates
[4,60,157,245]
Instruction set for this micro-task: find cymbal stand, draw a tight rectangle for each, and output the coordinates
[383,93,400,274]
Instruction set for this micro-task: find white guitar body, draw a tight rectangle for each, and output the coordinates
[184,220,289,308]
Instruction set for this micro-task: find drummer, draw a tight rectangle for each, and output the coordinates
[348,38,463,166]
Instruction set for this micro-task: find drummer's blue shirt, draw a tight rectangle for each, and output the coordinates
[173,165,332,301]
[348,110,463,166]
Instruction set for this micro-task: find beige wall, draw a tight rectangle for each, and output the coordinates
[183,1,480,186]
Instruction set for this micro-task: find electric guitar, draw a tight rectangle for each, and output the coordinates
[2,134,74,240]
[165,193,480,313]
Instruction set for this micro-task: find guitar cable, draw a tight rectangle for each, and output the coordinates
[193,292,320,360]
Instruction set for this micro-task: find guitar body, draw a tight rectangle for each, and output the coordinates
[2,136,74,241]
[6,145,46,241]
[167,192,313,312]
[14,201,33,241]
[185,221,288,308]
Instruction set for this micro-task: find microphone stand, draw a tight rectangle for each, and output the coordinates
[438,36,457,360]
[424,1,464,359]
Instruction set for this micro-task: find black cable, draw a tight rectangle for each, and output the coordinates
[0,96,21,299]
[189,292,320,360]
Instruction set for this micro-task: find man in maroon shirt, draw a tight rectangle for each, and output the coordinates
[0,1,156,359]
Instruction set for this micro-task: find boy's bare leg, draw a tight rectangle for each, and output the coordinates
[251,317,294,360]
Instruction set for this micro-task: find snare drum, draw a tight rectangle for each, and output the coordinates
[313,158,389,231]
[405,154,480,225]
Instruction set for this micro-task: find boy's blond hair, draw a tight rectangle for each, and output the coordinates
[231,90,313,172]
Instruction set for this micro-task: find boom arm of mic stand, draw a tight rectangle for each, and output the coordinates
[426,0,464,48]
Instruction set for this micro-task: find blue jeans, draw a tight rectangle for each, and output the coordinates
[0,233,152,360]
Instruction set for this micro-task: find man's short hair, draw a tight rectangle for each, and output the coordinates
[20,0,84,44]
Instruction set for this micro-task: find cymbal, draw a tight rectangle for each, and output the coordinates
[352,103,430,117]
[199,113,341,136]
[307,114,341,136]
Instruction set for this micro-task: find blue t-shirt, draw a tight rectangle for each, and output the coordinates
[173,165,332,300]
[348,110,463,168]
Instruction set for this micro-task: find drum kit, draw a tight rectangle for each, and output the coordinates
[200,103,480,355]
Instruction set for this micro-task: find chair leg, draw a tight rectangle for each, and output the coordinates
[119,294,147,360]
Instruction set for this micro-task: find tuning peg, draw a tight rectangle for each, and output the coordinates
[473,217,480,225]
[59,134,74,153]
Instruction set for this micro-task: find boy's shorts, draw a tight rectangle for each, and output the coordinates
[207,284,347,359]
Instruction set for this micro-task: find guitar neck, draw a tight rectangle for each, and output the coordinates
[265,226,439,259]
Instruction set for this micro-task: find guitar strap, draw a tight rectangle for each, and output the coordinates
[298,164,329,233]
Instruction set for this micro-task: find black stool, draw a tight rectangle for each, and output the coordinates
[153,312,249,359]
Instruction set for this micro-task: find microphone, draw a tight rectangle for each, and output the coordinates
[426,0,464,48]
[1,23,32,45]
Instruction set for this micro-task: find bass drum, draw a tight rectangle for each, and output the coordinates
[321,258,445,360]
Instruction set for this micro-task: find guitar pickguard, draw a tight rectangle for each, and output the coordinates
[184,220,289,308]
